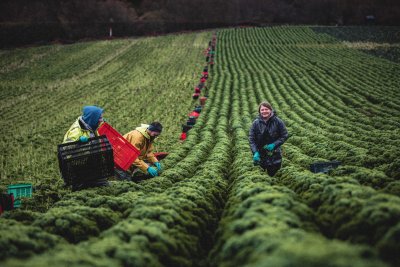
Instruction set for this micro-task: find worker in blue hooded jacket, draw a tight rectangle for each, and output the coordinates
[62,105,107,190]
[63,106,104,143]
[249,101,288,176]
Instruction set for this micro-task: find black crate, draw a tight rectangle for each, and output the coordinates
[182,124,193,133]
[194,106,202,113]
[186,117,197,126]
[310,161,341,174]
[0,193,14,213]
[57,136,114,187]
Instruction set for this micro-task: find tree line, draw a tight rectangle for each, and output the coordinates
[1,0,399,47]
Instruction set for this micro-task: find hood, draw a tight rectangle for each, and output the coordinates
[136,125,150,139]
[82,106,104,130]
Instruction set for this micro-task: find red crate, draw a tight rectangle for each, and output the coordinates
[98,123,140,171]
[189,111,200,118]
[192,93,200,99]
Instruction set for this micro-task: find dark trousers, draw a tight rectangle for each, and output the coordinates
[262,162,282,177]
[71,179,109,191]
[115,168,152,182]
[115,168,132,181]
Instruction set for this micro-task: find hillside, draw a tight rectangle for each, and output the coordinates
[1,26,400,267]
[1,0,400,47]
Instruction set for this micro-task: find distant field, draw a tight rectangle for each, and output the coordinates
[210,26,400,267]
[1,27,399,267]
[0,33,209,186]
[312,26,400,62]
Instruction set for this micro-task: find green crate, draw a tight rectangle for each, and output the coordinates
[7,183,32,208]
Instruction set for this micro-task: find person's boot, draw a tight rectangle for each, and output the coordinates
[114,168,132,181]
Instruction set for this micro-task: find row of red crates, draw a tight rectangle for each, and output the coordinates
[94,35,218,168]
[180,33,217,141]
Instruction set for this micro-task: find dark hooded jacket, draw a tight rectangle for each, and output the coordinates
[249,112,288,165]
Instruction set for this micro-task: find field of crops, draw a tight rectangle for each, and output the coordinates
[0,33,210,208]
[1,26,400,267]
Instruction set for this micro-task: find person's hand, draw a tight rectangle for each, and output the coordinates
[79,136,89,142]
[263,143,275,151]
[147,167,159,177]
[154,162,162,172]
[253,151,260,163]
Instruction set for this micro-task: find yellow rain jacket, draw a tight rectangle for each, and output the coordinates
[123,125,158,172]
[63,117,100,143]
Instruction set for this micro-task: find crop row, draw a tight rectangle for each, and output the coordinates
[0,33,232,266]
[311,26,400,44]
[1,26,399,267]
[0,32,211,199]
[207,27,400,267]
[221,27,400,188]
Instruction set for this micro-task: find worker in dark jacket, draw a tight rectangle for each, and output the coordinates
[249,101,288,176]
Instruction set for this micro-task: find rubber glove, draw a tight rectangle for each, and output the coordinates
[263,143,275,151]
[253,151,260,162]
[147,167,159,177]
[79,136,89,142]
[154,162,162,172]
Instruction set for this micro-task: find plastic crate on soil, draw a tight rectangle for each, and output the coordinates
[186,116,197,126]
[7,183,32,208]
[194,106,202,113]
[182,124,193,133]
[200,96,207,106]
[192,93,200,100]
[98,122,140,171]
[189,111,200,118]
[57,136,114,186]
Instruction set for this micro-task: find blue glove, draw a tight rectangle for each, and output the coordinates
[147,167,159,177]
[253,151,260,162]
[79,136,89,142]
[263,143,275,151]
[154,162,162,172]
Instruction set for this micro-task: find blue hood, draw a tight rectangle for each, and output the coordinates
[82,106,104,130]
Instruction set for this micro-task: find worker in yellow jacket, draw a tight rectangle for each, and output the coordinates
[63,106,104,143]
[118,122,163,180]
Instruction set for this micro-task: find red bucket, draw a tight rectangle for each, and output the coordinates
[192,93,200,99]
[180,132,187,140]
[189,111,200,118]
[200,96,207,106]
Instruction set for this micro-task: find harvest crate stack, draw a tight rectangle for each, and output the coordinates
[57,136,114,190]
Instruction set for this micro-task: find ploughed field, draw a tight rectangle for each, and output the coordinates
[0,26,399,267]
